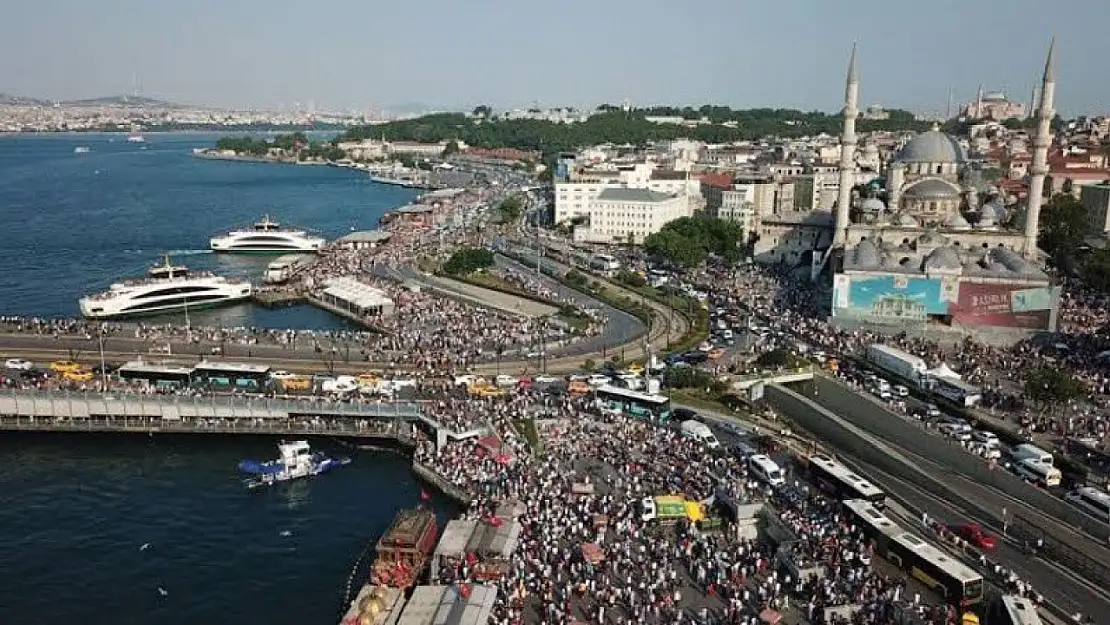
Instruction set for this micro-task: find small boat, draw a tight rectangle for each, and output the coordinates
[74,146,90,154]
[237,440,350,489]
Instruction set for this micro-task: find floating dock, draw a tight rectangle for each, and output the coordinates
[252,288,305,307]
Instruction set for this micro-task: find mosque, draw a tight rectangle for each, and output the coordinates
[827,42,1062,334]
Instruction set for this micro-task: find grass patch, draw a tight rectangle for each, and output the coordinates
[512,418,543,455]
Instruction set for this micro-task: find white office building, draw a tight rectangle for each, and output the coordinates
[573,188,688,245]
[554,163,700,224]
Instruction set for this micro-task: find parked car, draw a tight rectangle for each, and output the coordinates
[4,358,33,371]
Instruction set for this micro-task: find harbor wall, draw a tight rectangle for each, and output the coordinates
[411,461,473,506]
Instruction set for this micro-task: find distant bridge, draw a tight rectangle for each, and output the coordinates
[729,367,815,391]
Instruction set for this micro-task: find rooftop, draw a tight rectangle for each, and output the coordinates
[595,187,676,203]
[336,230,392,244]
[322,277,394,312]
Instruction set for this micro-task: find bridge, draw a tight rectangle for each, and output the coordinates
[0,389,422,422]
[728,367,815,391]
[0,414,414,441]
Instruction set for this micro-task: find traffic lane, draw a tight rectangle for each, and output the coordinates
[854,457,1110,623]
[797,376,1110,562]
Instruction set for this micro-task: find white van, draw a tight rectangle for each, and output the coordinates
[748,454,786,487]
[1012,443,1054,467]
[680,420,720,449]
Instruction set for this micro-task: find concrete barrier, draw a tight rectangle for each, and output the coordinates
[807,375,1110,541]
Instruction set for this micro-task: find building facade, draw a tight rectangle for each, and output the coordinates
[572,188,687,245]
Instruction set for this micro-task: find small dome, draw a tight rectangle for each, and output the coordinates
[860,197,886,212]
[903,178,962,200]
[983,247,1032,274]
[897,129,967,164]
[853,239,881,268]
[924,246,962,270]
[881,254,903,269]
[895,213,919,227]
[944,212,971,230]
[916,230,949,246]
[979,201,1003,221]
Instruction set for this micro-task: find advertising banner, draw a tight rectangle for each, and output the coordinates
[832,275,953,320]
[949,283,1056,329]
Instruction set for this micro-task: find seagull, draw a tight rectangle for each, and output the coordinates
[139,543,151,552]
[157,587,168,597]
[279,530,292,537]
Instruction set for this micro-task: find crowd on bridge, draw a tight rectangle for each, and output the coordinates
[411,386,1017,625]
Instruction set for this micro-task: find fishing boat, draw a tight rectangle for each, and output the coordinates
[237,440,350,489]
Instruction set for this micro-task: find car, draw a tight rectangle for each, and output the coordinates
[924,403,942,419]
[972,430,1000,447]
[893,385,910,397]
[672,407,699,422]
[4,358,32,371]
[495,374,518,387]
[587,373,611,387]
[271,370,296,380]
[49,360,82,374]
[950,523,996,550]
[533,374,561,385]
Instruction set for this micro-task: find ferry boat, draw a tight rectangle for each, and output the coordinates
[369,508,439,589]
[237,440,350,489]
[78,254,252,319]
[263,253,317,284]
[210,215,326,254]
[126,124,145,143]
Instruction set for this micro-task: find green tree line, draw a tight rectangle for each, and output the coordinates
[339,107,934,159]
[643,216,746,268]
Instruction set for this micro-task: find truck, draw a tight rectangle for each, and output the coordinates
[680,419,721,449]
[640,495,705,525]
[864,344,929,387]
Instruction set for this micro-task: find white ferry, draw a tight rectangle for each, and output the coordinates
[126,123,145,143]
[263,254,317,284]
[78,255,252,319]
[209,215,326,254]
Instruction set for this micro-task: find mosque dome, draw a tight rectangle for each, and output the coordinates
[897,128,967,164]
[924,246,962,270]
[903,178,962,200]
[983,247,1033,274]
[916,230,949,247]
[895,213,919,227]
[853,239,881,268]
[860,197,886,212]
[943,212,971,230]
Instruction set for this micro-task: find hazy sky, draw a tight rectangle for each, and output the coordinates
[1,0,1107,115]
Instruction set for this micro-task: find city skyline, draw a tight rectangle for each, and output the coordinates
[2,0,1109,116]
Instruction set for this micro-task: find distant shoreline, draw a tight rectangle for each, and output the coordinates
[191,149,329,166]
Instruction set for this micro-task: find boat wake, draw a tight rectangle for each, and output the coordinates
[166,249,213,257]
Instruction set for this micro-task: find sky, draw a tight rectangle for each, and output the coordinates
[1,0,1108,116]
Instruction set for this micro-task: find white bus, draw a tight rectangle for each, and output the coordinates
[1011,443,1054,466]
[1013,458,1061,487]
[1064,486,1110,523]
[985,595,1044,625]
[748,454,786,487]
[589,253,620,273]
[932,376,982,407]
[806,454,886,505]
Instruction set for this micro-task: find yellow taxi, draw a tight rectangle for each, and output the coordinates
[50,361,82,374]
[62,369,95,382]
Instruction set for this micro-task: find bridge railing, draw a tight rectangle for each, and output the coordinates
[1,389,422,419]
[0,414,410,438]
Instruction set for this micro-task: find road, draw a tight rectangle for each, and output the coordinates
[675,400,1110,623]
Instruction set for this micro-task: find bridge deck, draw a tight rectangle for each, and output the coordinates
[0,390,422,421]
[0,415,414,440]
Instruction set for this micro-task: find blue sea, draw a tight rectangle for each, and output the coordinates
[0,134,440,625]
[0,133,418,329]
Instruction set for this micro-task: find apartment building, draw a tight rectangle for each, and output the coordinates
[573,188,688,245]
[554,164,700,223]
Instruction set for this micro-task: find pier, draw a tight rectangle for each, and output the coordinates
[251,287,305,308]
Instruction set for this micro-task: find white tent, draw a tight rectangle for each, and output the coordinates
[929,363,961,380]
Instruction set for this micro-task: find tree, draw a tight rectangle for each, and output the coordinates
[643,216,745,269]
[1024,366,1085,404]
[756,348,805,369]
[497,196,523,221]
[443,140,461,156]
[472,105,492,119]
[1039,193,1089,268]
[442,247,494,275]
[1081,247,1110,293]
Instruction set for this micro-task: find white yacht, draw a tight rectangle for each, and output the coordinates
[209,215,326,254]
[78,255,252,319]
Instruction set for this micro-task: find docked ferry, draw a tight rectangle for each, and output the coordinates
[78,255,252,319]
[209,215,326,254]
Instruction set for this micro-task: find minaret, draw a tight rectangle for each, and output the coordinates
[976,85,984,119]
[833,43,860,247]
[1023,38,1056,259]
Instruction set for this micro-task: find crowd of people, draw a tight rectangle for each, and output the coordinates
[409,385,1038,625]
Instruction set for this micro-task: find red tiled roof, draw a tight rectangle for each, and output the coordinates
[698,172,733,189]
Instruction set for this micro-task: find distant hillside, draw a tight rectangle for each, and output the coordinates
[63,95,187,108]
[0,93,50,106]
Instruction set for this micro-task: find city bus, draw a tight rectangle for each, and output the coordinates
[984,595,1043,625]
[806,454,887,506]
[117,360,195,388]
[1064,486,1110,523]
[595,384,671,421]
[1012,458,1062,488]
[842,499,984,606]
[191,360,273,391]
[932,377,983,408]
[589,253,620,274]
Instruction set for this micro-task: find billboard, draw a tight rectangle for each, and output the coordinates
[949,283,1058,329]
[832,275,957,320]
